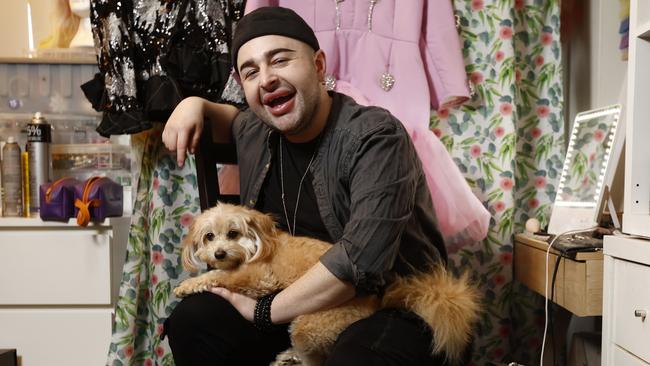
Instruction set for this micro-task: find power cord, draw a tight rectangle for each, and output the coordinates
[540,226,599,366]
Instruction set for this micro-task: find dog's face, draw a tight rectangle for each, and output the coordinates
[181,203,278,272]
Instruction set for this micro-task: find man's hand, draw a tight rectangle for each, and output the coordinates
[162,96,206,167]
[210,287,256,322]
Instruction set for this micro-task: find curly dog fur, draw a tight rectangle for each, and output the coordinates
[174,203,481,365]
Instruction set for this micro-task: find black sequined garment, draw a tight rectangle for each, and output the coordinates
[85,0,245,137]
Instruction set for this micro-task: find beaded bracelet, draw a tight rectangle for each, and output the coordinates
[254,292,280,333]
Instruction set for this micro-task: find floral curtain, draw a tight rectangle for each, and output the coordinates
[107,126,199,366]
[435,0,564,364]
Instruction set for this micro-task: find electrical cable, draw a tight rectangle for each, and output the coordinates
[540,226,598,366]
[548,253,562,366]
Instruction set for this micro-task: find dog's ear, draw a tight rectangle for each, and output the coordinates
[181,220,203,273]
[245,209,279,260]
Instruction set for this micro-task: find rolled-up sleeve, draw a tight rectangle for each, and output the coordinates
[320,121,419,295]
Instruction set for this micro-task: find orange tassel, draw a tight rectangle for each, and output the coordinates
[74,177,104,226]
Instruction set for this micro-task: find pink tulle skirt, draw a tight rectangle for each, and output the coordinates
[409,126,490,251]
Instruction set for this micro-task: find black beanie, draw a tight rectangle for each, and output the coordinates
[231,7,320,73]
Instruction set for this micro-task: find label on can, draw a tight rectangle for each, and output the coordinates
[26,123,52,143]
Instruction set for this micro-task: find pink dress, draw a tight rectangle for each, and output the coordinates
[245,0,490,247]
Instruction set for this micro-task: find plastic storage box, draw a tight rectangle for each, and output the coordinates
[51,143,131,186]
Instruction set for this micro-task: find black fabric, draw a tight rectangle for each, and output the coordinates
[163,292,291,366]
[164,292,446,365]
[256,135,333,243]
[231,6,320,70]
[142,75,185,122]
[325,309,447,366]
[96,110,151,138]
[80,73,108,112]
[88,0,245,136]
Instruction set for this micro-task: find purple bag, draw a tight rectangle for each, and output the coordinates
[74,176,123,226]
[39,178,81,221]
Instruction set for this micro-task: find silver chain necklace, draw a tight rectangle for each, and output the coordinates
[279,135,320,236]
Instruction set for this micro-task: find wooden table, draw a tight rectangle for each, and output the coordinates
[514,233,604,316]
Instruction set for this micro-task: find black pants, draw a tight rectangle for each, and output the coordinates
[164,292,447,365]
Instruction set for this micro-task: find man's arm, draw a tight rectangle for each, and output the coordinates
[210,262,355,323]
[270,262,355,323]
[162,96,240,167]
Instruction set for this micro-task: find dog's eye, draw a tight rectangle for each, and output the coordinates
[227,230,240,240]
[205,232,215,241]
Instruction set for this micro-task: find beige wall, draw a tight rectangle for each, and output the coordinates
[0,0,55,58]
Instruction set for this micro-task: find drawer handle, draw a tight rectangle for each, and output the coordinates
[634,309,647,321]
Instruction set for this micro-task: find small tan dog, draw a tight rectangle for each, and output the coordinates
[174,203,481,365]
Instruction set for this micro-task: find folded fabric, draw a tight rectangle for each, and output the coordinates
[74,176,123,226]
[40,178,81,221]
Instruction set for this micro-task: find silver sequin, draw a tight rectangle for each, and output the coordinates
[380,72,395,92]
[324,75,337,91]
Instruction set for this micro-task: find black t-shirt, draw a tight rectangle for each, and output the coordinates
[256,134,333,243]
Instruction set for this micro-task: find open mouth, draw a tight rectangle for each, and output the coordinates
[263,91,296,116]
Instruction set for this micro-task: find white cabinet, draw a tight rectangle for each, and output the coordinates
[623,0,650,236]
[0,217,129,366]
[602,236,650,366]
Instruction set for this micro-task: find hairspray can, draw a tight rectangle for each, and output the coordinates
[1,137,22,217]
[26,112,51,212]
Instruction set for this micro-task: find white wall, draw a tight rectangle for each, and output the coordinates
[566,0,628,131]
[589,0,628,108]
[0,0,55,58]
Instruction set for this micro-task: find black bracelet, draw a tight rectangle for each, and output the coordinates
[253,292,280,333]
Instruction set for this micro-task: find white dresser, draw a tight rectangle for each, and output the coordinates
[0,217,129,366]
[602,236,650,365]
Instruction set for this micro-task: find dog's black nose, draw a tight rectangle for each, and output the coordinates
[214,250,227,260]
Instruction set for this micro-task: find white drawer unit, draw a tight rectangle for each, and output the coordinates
[0,217,129,366]
[0,309,113,366]
[603,236,650,365]
[0,230,112,305]
[614,346,650,366]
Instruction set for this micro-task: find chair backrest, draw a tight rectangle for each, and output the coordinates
[194,120,240,211]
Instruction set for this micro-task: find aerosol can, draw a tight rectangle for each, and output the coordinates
[26,112,52,212]
[1,137,22,216]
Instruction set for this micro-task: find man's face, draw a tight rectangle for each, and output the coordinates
[237,35,325,138]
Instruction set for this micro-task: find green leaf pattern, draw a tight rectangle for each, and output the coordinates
[106,126,200,366]
[437,1,564,364]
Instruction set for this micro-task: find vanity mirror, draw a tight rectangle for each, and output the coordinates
[547,104,624,234]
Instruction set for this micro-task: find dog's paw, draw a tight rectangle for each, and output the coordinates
[173,287,185,297]
[271,349,302,366]
[174,278,213,298]
[174,280,201,297]
[173,284,191,298]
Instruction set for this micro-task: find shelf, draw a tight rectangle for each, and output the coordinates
[0,56,96,65]
[622,214,650,240]
[0,216,128,228]
[604,235,650,265]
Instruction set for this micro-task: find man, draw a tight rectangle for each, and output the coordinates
[162,7,452,365]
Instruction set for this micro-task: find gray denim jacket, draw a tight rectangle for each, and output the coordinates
[231,92,447,295]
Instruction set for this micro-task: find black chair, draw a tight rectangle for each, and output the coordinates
[194,120,240,211]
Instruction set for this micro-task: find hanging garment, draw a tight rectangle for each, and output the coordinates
[106,127,202,365]
[87,0,245,137]
[89,1,246,364]
[245,0,490,246]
